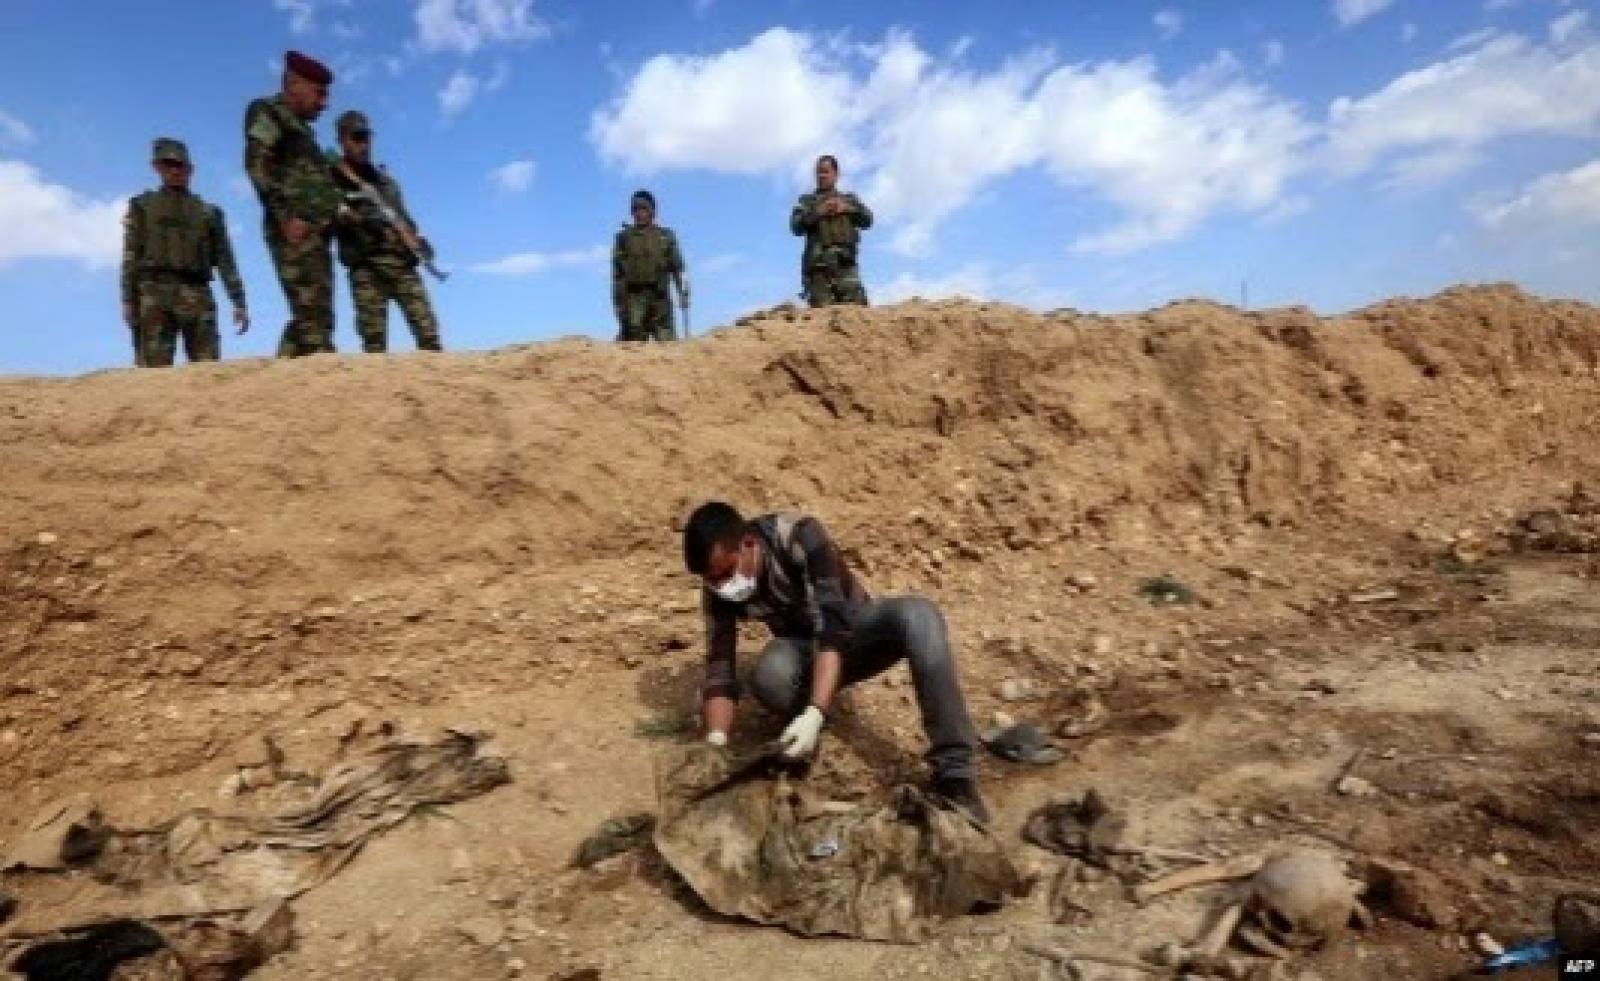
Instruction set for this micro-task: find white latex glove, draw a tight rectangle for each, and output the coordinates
[778,706,826,759]
[705,730,728,748]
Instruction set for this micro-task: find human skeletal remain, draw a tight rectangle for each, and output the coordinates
[1235,850,1372,958]
[1136,848,1371,966]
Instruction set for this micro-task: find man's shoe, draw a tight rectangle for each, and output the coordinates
[928,774,992,826]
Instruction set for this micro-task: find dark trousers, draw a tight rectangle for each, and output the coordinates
[748,597,977,780]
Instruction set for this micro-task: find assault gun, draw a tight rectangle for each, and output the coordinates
[330,158,448,282]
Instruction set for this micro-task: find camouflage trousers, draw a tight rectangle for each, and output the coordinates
[804,264,869,308]
[266,226,336,358]
[135,281,219,368]
[349,261,442,353]
[616,287,677,343]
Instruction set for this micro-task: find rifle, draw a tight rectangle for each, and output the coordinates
[330,157,448,282]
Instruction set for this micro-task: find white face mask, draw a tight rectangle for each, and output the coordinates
[712,542,758,603]
[713,571,757,603]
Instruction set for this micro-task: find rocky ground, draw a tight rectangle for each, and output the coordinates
[2,285,1598,979]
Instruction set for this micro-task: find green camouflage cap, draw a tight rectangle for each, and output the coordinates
[151,138,189,164]
[336,110,371,135]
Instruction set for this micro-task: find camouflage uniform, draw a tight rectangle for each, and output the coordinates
[243,94,342,357]
[791,189,873,308]
[612,222,685,343]
[120,142,246,368]
[332,159,442,352]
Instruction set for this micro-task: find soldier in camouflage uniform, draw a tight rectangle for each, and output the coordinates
[791,155,873,308]
[611,190,689,343]
[330,111,442,353]
[243,50,342,358]
[120,138,249,368]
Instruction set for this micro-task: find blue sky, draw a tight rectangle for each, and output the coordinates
[3,0,1599,375]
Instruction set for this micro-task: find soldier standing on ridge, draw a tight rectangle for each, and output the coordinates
[330,110,443,353]
[243,50,342,358]
[791,154,873,308]
[611,190,689,343]
[120,138,248,368]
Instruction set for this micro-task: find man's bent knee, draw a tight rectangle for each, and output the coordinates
[750,639,809,715]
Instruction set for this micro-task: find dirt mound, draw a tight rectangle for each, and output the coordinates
[3,284,1599,979]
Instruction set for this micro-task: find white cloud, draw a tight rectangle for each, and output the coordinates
[1448,27,1501,51]
[592,29,1312,257]
[438,64,508,118]
[472,244,608,275]
[1379,146,1485,190]
[1263,40,1286,67]
[1154,9,1184,40]
[1035,56,1311,254]
[1551,10,1590,45]
[414,0,549,54]
[1333,0,1395,27]
[1473,158,1600,229]
[0,160,125,269]
[489,159,536,193]
[1400,22,1419,43]
[876,262,1073,308]
[439,71,480,117]
[590,29,853,178]
[1328,28,1600,185]
[272,0,349,33]
[0,110,36,147]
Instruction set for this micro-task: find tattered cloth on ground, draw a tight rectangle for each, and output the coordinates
[652,744,1030,943]
[2,728,510,976]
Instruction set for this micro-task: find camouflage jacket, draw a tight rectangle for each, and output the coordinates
[700,514,871,700]
[790,189,872,269]
[120,188,246,308]
[243,95,341,230]
[332,160,419,268]
[612,223,684,294]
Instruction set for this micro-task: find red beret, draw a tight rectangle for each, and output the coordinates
[284,50,334,85]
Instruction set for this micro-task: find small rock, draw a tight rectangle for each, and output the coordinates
[997,678,1037,703]
[1580,732,1600,747]
[990,710,1016,730]
[1471,933,1503,957]
[1493,688,1517,702]
[1090,634,1114,657]
[1068,573,1099,592]
[35,532,57,546]
[505,958,527,976]
[1491,852,1510,868]
[1337,776,1380,798]
[457,916,506,948]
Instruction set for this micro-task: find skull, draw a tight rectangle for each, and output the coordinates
[1237,850,1369,957]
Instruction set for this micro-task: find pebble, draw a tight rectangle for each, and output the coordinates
[35,532,57,546]
[997,678,1037,702]
[1068,572,1099,592]
[1472,933,1504,957]
[1491,852,1510,868]
[990,710,1016,730]
[505,958,527,976]
[457,916,506,948]
[1581,732,1600,747]
[1090,634,1114,656]
[1337,776,1380,798]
